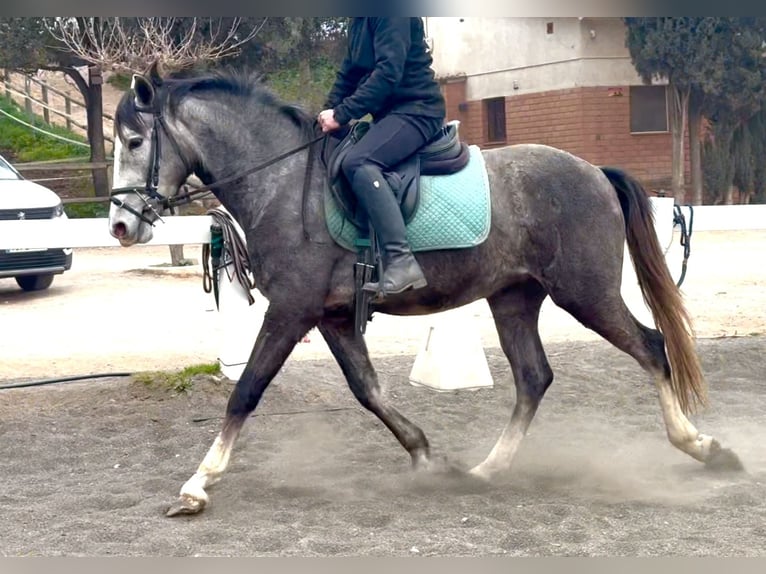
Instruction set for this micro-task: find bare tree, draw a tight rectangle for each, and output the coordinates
[42,17,267,265]
[43,17,268,73]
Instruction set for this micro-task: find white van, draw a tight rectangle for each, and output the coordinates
[0,153,73,291]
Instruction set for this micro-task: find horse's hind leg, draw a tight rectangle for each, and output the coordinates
[317,316,432,468]
[552,286,742,470]
[469,281,553,479]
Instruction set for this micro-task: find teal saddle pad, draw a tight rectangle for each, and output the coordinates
[324,145,491,252]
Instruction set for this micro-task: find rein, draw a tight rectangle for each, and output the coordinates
[110,97,325,226]
[167,132,325,209]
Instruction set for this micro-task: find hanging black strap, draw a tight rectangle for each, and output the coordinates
[672,204,694,288]
[202,209,257,310]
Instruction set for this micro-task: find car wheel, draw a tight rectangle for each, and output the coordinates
[15,274,55,291]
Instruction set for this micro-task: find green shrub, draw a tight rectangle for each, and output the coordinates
[133,363,222,394]
[64,201,110,219]
[0,98,89,162]
[106,73,132,91]
[702,131,735,204]
[266,58,338,112]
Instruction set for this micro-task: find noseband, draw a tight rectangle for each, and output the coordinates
[110,93,325,227]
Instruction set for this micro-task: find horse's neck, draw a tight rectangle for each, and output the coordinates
[202,144,319,242]
[182,98,318,239]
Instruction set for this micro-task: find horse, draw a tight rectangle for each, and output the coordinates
[108,66,742,517]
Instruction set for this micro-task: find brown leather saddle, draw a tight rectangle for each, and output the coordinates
[320,120,471,230]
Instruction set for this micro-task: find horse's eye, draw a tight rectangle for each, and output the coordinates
[128,137,143,151]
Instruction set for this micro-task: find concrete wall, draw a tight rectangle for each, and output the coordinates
[426,17,583,79]
[427,17,653,99]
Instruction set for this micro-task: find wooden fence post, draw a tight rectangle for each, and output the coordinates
[41,85,50,124]
[24,76,32,116]
[65,97,72,131]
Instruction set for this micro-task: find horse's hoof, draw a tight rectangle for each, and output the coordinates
[411,448,432,471]
[432,455,466,477]
[705,448,745,473]
[467,464,494,482]
[165,494,206,517]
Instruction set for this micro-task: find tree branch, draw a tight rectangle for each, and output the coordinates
[61,65,91,105]
[42,17,267,73]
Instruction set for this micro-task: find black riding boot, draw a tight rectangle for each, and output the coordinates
[351,165,427,296]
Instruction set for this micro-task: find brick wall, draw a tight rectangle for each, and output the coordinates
[440,77,466,126]
[439,76,486,144]
[449,85,692,196]
[505,88,586,155]
[576,86,690,194]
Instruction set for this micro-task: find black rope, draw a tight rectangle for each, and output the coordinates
[301,134,318,242]
[202,208,257,309]
[672,204,694,288]
[0,372,133,391]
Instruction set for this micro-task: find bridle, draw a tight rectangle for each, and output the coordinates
[110,91,325,227]
[109,93,191,226]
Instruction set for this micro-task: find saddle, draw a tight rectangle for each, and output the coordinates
[319,119,472,339]
[321,120,471,229]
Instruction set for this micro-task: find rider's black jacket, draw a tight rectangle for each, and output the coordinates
[325,17,446,126]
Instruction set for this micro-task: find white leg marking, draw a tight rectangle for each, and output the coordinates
[469,398,537,479]
[654,376,715,462]
[178,434,235,503]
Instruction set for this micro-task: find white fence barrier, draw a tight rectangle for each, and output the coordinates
[669,203,766,232]
[2,199,765,384]
[0,216,214,249]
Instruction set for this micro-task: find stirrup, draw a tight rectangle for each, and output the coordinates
[362,275,427,296]
[362,256,428,296]
[352,225,382,338]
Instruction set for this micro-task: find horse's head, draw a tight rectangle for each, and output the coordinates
[109,63,193,246]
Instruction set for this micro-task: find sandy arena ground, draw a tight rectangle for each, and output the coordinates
[0,229,764,556]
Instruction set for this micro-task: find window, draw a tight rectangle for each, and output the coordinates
[484,97,506,143]
[546,22,554,34]
[630,85,668,133]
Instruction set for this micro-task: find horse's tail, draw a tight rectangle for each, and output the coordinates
[600,166,707,414]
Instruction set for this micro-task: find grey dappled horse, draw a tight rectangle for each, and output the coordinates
[108,67,741,517]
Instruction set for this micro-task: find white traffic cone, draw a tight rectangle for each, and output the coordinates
[216,258,263,381]
[408,307,494,392]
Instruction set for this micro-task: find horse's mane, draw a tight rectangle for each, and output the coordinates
[115,68,317,142]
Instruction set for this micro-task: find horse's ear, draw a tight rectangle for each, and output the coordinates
[148,61,163,86]
[131,74,155,110]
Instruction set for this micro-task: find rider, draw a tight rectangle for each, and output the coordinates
[318,17,446,296]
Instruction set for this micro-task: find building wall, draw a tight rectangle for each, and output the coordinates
[431,17,686,195]
[506,86,689,192]
[441,83,690,194]
[426,17,651,100]
[426,17,584,82]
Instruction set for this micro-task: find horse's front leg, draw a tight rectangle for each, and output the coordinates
[317,316,432,468]
[166,308,317,517]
